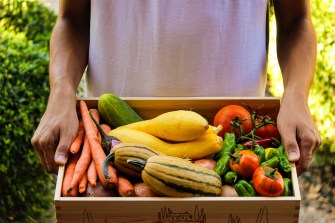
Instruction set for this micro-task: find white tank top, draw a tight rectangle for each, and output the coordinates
[87,0,268,97]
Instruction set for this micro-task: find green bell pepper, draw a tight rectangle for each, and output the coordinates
[278,154,291,173]
[214,153,231,176]
[215,132,235,160]
[253,146,266,163]
[282,178,293,196]
[223,171,238,185]
[234,180,257,197]
[261,156,279,168]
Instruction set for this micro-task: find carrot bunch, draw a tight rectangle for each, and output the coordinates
[61,100,135,197]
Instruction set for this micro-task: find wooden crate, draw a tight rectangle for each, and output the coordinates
[54,97,301,223]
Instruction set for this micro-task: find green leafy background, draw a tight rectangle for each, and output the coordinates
[0,0,334,222]
[0,0,56,222]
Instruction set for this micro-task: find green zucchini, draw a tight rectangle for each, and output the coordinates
[98,93,143,128]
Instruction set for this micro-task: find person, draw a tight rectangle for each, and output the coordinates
[32,0,321,176]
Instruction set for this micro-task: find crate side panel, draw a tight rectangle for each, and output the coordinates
[55,199,299,223]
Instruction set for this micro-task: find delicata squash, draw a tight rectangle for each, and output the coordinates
[103,143,162,179]
[128,155,222,197]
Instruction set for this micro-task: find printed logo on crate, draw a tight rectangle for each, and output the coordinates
[79,204,270,222]
[156,205,269,223]
[157,206,206,223]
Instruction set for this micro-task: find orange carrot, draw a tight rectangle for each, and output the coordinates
[85,108,99,187]
[67,135,92,193]
[116,175,135,197]
[87,160,97,187]
[70,119,85,154]
[101,124,114,153]
[61,153,80,197]
[79,172,88,193]
[90,108,100,124]
[101,124,112,134]
[79,100,117,189]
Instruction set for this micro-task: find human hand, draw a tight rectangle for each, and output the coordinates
[276,95,322,176]
[31,90,78,174]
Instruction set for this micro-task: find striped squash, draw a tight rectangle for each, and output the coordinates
[103,143,162,179]
[129,155,222,197]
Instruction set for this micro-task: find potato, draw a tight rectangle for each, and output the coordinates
[134,182,160,197]
[220,185,239,197]
[193,158,217,170]
[80,180,117,197]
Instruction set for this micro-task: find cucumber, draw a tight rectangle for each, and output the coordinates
[98,93,143,128]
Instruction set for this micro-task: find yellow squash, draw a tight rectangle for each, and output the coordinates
[117,110,209,141]
[108,125,223,160]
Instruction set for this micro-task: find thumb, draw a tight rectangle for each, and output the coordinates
[54,133,72,166]
[55,117,80,166]
[281,130,300,162]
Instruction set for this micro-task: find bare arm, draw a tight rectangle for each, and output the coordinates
[49,0,90,98]
[274,0,321,175]
[32,0,90,174]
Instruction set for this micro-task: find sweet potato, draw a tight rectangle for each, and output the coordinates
[193,158,217,170]
[80,181,117,197]
[220,185,239,197]
[134,182,160,197]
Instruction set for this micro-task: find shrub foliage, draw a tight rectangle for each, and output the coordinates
[0,0,56,222]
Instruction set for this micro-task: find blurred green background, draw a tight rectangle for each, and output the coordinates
[0,0,334,222]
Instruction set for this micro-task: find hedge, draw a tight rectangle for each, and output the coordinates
[0,0,57,222]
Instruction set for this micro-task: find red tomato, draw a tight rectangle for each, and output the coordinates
[229,150,259,178]
[254,116,280,139]
[213,105,252,138]
[252,166,285,197]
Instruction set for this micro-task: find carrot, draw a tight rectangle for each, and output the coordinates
[101,124,112,134]
[85,109,99,187]
[116,175,135,197]
[79,100,117,189]
[90,108,100,124]
[70,119,85,154]
[61,153,80,197]
[100,124,114,153]
[87,160,97,187]
[67,135,92,193]
[79,172,88,193]
[90,112,119,155]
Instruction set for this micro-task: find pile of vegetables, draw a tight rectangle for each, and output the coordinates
[213,105,292,197]
[214,133,292,197]
[61,93,293,198]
